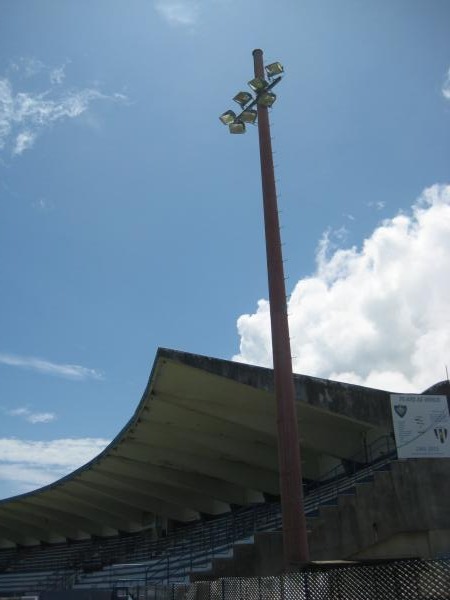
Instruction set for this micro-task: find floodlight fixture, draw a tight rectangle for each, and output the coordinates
[229,120,246,134]
[265,62,284,77]
[248,77,268,92]
[240,109,258,124]
[233,91,253,107]
[219,110,237,125]
[257,91,276,107]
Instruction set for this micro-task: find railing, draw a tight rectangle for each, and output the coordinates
[138,439,398,585]
[1,432,398,588]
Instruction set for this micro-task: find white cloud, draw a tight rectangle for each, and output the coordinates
[6,407,56,424]
[13,130,36,155]
[11,57,46,79]
[443,68,450,100]
[154,0,200,25]
[0,353,103,381]
[0,61,126,156]
[32,197,52,211]
[28,413,55,424]
[49,65,66,85]
[233,184,450,393]
[0,464,57,490]
[0,438,110,496]
[333,225,349,242]
[0,438,109,467]
[367,201,386,211]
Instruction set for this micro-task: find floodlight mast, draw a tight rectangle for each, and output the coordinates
[252,48,309,568]
[219,49,309,569]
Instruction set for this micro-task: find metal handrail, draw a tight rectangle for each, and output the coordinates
[1,432,398,588]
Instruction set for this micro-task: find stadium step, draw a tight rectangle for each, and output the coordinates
[0,453,397,589]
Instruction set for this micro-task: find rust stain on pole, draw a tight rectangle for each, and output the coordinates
[252,48,310,568]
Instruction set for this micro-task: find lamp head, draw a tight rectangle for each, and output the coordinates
[240,109,257,124]
[265,62,284,77]
[219,110,236,125]
[233,91,253,107]
[248,77,268,92]
[257,91,276,107]
[229,120,246,134]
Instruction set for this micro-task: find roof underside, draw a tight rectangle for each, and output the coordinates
[0,348,395,548]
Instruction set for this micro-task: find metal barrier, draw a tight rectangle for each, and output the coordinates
[113,559,450,600]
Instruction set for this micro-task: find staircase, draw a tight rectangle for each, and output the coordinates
[190,457,450,580]
[74,455,399,589]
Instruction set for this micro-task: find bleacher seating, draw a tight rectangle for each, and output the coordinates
[0,448,395,595]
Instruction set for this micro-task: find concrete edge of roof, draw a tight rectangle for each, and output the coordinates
[0,347,164,506]
[157,347,397,395]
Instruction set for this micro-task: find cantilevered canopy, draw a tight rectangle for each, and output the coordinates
[0,348,394,548]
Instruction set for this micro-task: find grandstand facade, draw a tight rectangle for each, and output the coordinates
[0,348,449,595]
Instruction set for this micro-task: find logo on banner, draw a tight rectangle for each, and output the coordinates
[394,404,407,418]
[434,428,448,444]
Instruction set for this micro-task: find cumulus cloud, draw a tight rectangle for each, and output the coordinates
[0,60,126,156]
[6,407,56,424]
[0,438,110,496]
[233,184,450,393]
[0,353,103,381]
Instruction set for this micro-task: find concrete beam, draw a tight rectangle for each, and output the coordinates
[82,468,200,522]
[4,503,89,541]
[50,488,141,532]
[155,392,365,461]
[92,460,230,515]
[0,524,39,546]
[62,481,146,524]
[131,422,279,471]
[113,440,280,494]
[17,498,104,538]
[0,508,66,544]
[22,495,119,537]
[98,455,264,506]
[143,394,276,446]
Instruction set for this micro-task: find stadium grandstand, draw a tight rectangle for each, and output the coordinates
[0,347,449,597]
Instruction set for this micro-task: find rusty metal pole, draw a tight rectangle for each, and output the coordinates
[252,48,309,568]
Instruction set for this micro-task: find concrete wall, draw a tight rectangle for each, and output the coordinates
[191,458,450,580]
[308,458,450,560]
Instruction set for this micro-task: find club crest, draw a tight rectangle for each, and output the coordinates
[434,428,448,444]
[394,404,407,418]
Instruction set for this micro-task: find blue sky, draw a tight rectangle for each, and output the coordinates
[0,0,449,499]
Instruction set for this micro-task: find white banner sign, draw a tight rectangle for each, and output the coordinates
[390,394,450,459]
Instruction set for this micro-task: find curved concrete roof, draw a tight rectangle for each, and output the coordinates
[0,348,396,548]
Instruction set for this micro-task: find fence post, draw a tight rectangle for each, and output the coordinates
[336,568,343,600]
[279,574,284,600]
[304,572,310,600]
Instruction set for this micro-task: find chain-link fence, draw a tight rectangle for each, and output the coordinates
[113,558,450,600]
